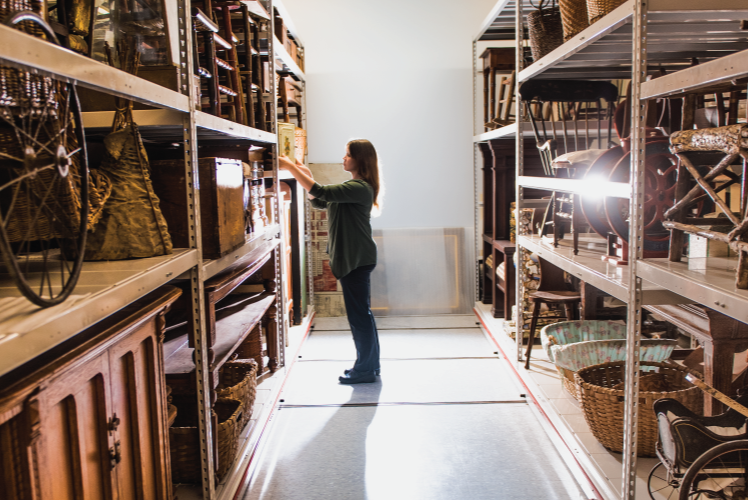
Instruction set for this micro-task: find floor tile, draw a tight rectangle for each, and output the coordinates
[280,359,524,406]
[551,395,582,416]
[299,327,495,360]
[244,404,582,500]
[574,431,611,456]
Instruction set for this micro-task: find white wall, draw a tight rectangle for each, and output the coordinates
[282,0,497,229]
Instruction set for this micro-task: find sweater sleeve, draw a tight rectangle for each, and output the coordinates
[309,180,371,204]
[309,197,328,209]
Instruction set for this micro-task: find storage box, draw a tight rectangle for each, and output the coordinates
[151,157,246,259]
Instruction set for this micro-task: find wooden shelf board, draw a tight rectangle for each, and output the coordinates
[637,257,748,325]
[517,234,687,305]
[0,24,189,111]
[164,293,276,376]
[0,249,198,378]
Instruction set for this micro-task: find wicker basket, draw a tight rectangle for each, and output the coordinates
[576,361,702,457]
[586,0,626,24]
[558,0,589,41]
[216,358,258,430]
[528,5,564,62]
[169,397,244,483]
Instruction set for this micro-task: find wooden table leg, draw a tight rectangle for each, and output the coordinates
[581,281,599,320]
[524,300,542,369]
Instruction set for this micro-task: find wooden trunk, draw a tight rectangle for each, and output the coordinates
[152,157,246,259]
[0,287,180,500]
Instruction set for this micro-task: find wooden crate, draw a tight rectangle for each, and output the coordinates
[152,157,246,259]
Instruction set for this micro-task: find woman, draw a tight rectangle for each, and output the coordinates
[279,139,382,384]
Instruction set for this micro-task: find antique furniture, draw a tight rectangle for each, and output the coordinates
[645,304,748,415]
[0,11,91,307]
[519,79,618,254]
[664,124,748,288]
[152,157,246,260]
[193,7,244,123]
[479,139,547,319]
[164,241,280,399]
[649,392,748,499]
[0,286,181,500]
[480,48,515,130]
[524,256,581,369]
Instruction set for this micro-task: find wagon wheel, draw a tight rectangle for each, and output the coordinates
[580,145,624,238]
[604,141,677,252]
[0,11,88,307]
[649,461,681,500]
[678,439,748,499]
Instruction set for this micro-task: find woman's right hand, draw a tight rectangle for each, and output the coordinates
[279,155,295,170]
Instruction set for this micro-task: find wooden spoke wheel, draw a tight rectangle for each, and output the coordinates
[679,440,748,500]
[0,11,89,307]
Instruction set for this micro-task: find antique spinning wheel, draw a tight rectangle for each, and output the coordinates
[0,11,89,307]
[604,140,679,252]
[580,145,625,238]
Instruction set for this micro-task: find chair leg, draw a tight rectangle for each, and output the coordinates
[564,302,576,322]
[524,301,542,369]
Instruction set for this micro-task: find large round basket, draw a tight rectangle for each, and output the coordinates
[575,361,702,457]
[558,0,590,41]
[528,6,564,62]
[586,0,626,24]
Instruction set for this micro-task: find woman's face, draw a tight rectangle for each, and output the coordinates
[343,146,356,174]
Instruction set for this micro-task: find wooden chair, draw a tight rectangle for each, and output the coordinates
[480,48,515,130]
[519,80,619,254]
[524,256,581,369]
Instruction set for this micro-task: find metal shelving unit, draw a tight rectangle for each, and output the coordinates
[0,1,299,499]
[473,1,748,498]
[0,23,190,112]
[274,36,305,80]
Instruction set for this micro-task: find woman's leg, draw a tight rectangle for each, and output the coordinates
[339,264,379,374]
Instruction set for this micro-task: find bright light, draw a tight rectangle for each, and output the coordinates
[578,175,608,200]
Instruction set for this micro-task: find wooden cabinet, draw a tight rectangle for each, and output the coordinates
[480,138,544,319]
[0,287,180,500]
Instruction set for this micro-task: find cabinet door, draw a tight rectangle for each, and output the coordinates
[36,350,115,500]
[108,318,171,500]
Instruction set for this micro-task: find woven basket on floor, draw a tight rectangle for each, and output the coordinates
[216,358,258,430]
[528,4,564,61]
[575,361,702,457]
[586,0,626,24]
[169,397,244,483]
[559,0,589,41]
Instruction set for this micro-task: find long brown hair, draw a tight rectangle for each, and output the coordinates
[348,139,382,213]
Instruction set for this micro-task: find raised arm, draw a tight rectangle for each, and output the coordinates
[279,156,316,197]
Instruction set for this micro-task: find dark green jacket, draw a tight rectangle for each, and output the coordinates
[309,179,377,279]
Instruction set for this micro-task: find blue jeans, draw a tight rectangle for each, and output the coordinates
[339,264,380,373]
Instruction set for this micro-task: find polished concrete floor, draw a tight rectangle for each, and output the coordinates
[240,315,586,500]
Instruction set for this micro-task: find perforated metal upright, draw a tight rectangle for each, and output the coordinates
[622,1,648,496]
[514,0,526,364]
[178,0,217,496]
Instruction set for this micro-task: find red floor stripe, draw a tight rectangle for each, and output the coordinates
[232,312,316,500]
[473,308,603,500]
